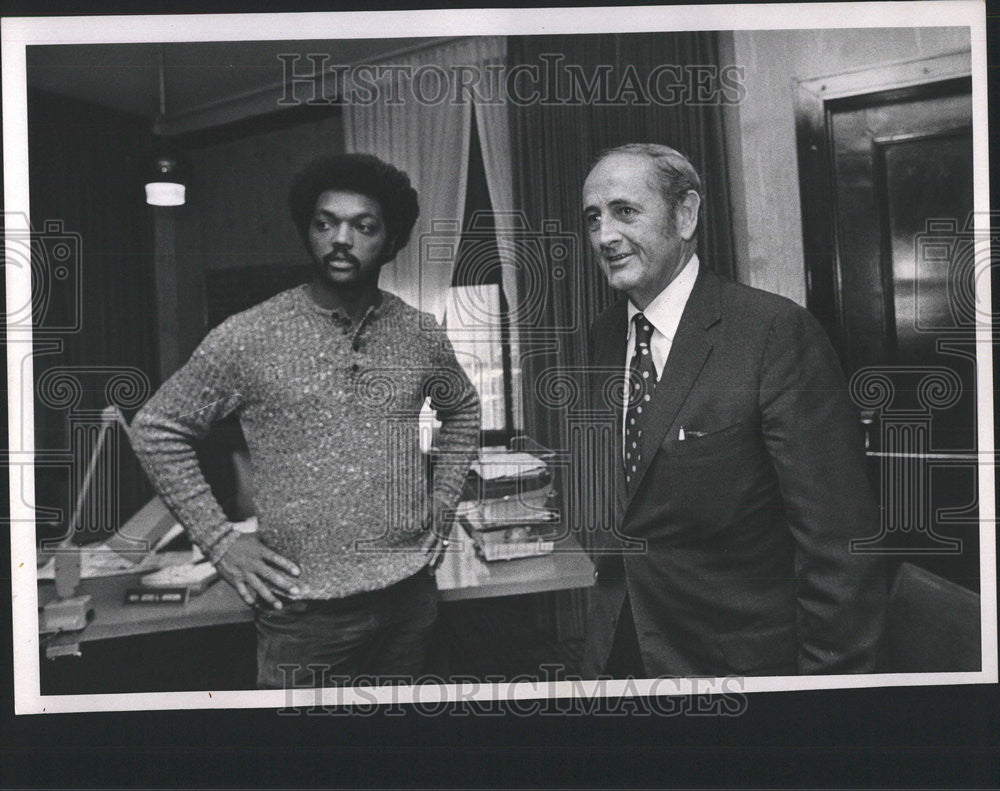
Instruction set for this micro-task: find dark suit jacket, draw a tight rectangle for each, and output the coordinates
[582,266,886,677]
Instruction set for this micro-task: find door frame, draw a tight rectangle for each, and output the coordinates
[793,48,972,358]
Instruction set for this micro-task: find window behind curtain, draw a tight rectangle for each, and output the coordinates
[446,111,523,443]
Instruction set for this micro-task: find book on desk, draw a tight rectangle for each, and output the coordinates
[457,447,561,562]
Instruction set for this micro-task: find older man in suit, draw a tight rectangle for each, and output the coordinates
[580,143,885,678]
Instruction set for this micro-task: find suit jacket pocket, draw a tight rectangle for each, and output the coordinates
[713,623,797,676]
[659,421,754,458]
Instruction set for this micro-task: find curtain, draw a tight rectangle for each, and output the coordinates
[344,37,511,321]
[27,89,159,542]
[508,32,736,642]
[472,41,524,425]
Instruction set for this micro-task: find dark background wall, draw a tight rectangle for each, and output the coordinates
[166,107,346,366]
[28,88,159,540]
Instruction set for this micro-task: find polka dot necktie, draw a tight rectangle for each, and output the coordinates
[625,312,658,488]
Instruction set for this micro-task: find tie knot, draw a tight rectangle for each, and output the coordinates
[632,313,654,346]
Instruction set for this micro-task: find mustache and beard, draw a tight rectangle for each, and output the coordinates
[322,248,361,268]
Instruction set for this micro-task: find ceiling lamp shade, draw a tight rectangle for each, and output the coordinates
[145,150,186,206]
[145,45,186,207]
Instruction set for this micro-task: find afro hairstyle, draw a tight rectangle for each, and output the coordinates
[289,153,420,259]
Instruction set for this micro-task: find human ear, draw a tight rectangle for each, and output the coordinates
[676,190,701,241]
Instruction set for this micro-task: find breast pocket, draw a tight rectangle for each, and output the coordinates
[646,421,771,532]
[659,421,758,459]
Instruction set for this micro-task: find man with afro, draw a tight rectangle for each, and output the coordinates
[132,154,481,688]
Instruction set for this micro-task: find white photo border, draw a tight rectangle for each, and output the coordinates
[4,1,995,715]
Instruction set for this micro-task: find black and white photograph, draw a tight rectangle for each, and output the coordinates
[3,1,995,729]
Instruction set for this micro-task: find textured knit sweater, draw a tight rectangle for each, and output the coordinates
[130,286,480,599]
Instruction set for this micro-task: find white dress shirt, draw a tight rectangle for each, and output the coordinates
[623,254,699,459]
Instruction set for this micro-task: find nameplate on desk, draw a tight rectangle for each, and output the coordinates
[123,587,191,605]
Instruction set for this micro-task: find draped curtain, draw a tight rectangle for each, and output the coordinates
[508,32,736,641]
[474,70,523,424]
[344,36,511,321]
[27,89,159,541]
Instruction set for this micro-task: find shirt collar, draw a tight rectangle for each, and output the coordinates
[626,254,700,342]
[300,284,385,324]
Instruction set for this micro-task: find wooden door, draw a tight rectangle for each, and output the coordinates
[795,52,979,591]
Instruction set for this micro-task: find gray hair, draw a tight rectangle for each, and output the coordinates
[593,143,702,209]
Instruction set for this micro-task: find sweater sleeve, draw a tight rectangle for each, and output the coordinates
[129,321,247,563]
[424,325,481,507]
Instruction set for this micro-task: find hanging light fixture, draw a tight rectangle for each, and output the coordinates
[145,46,186,206]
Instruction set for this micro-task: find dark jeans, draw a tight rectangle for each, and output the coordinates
[254,569,439,689]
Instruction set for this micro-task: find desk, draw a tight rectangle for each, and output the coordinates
[38,526,593,644]
[434,527,594,601]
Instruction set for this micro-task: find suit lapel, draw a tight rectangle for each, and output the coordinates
[627,267,721,502]
[590,300,629,530]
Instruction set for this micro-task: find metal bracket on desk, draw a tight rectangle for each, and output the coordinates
[40,594,94,659]
[44,632,86,659]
